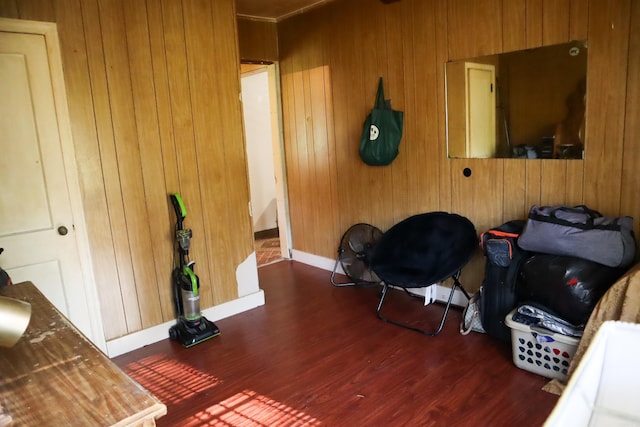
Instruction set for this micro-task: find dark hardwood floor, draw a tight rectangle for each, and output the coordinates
[114,261,559,426]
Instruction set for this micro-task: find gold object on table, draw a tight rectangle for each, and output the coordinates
[0,295,31,347]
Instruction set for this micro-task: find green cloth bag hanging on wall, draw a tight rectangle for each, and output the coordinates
[359,77,404,166]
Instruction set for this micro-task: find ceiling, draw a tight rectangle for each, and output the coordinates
[235,0,334,21]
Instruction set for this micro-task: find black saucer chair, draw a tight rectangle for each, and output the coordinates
[369,212,478,335]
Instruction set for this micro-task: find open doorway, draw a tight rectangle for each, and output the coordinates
[240,62,291,266]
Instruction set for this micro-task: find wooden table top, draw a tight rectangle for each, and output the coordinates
[0,282,166,426]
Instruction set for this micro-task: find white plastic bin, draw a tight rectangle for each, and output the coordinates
[544,321,640,427]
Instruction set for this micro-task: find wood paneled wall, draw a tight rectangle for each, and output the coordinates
[0,0,254,341]
[276,0,640,290]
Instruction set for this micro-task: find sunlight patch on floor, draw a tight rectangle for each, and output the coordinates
[179,389,321,426]
[124,354,221,405]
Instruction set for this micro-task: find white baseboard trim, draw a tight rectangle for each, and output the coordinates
[291,249,342,273]
[106,290,265,358]
[429,283,468,307]
[291,249,467,307]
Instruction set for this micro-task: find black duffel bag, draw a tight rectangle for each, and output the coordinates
[518,205,636,268]
[517,254,627,325]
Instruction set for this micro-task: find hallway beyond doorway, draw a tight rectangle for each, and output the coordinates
[255,228,282,266]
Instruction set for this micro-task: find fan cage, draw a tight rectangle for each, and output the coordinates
[330,223,383,287]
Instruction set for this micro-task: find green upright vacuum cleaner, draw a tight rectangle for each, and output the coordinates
[168,193,220,347]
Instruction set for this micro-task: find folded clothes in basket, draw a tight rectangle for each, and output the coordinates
[514,304,584,338]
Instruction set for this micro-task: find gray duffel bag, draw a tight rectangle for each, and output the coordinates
[518,205,636,268]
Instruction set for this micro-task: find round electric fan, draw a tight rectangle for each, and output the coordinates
[330,223,383,287]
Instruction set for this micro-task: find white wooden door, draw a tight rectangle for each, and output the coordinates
[0,27,98,343]
[466,63,496,158]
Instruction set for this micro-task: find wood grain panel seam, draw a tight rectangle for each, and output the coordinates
[81,0,144,334]
[103,0,163,327]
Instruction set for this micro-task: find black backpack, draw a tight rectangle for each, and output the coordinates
[479,220,529,342]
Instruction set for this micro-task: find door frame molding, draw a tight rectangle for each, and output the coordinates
[268,62,292,259]
[0,18,105,351]
[240,61,292,260]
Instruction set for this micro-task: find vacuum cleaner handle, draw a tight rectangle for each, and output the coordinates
[182,266,199,296]
[170,194,187,229]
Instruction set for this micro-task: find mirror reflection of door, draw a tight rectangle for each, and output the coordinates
[466,63,496,158]
[446,62,496,158]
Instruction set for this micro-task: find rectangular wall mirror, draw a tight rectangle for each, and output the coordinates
[445,40,588,159]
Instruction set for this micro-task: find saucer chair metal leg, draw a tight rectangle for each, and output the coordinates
[376,271,471,336]
[330,248,351,287]
[451,271,471,301]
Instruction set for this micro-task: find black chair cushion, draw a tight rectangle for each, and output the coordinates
[370,212,477,288]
